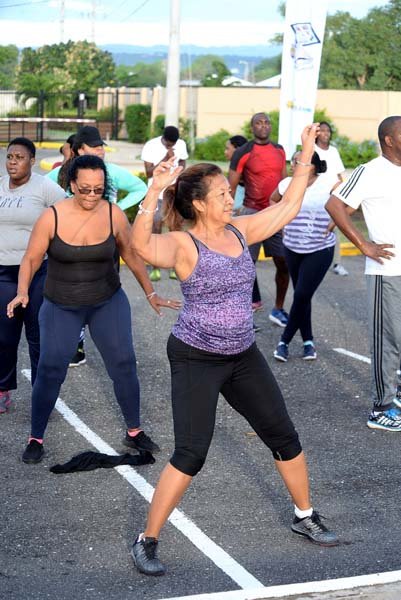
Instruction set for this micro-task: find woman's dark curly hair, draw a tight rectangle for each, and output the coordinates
[66,155,112,201]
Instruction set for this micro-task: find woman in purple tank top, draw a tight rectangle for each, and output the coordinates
[129,124,339,576]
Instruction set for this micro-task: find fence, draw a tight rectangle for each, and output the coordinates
[0,88,150,142]
[2,86,401,143]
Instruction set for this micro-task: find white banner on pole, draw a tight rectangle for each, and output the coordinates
[278,0,328,158]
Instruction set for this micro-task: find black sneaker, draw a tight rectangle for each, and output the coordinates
[131,536,165,576]
[22,440,44,464]
[291,511,339,546]
[69,341,86,367]
[123,430,160,453]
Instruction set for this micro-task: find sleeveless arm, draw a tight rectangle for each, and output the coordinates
[6,209,54,316]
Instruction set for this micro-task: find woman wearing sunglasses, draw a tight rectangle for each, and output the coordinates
[7,155,179,464]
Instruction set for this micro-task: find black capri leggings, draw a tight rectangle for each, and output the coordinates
[167,335,302,476]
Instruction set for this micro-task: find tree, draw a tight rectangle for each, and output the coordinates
[16,41,116,98]
[115,61,166,87]
[254,55,281,82]
[320,1,401,90]
[0,45,18,89]
[201,59,231,86]
[64,41,116,91]
[188,55,228,81]
[319,12,374,89]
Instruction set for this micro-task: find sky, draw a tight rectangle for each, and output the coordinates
[0,0,390,47]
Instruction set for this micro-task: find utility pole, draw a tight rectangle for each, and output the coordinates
[60,0,65,43]
[165,0,180,127]
[239,60,249,81]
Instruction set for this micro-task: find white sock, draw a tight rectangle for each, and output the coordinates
[294,505,313,519]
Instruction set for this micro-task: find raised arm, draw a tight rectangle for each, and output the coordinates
[130,159,184,269]
[233,123,319,245]
[7,209,53,317]
[325,195,394,264]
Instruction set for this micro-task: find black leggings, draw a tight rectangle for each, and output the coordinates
[167,335,302,476]
[281,246,334,345]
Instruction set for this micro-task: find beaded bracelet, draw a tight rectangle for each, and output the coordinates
[138,201,158,215]
[146,291,157,300]
[295,159,313,167]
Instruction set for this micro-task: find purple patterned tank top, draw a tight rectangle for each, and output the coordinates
[172,224,256,354]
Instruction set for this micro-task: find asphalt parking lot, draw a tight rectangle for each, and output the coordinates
[1,252,401,600]
[1,145,401,600]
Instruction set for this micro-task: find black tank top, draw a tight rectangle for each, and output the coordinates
[44,203,121,306]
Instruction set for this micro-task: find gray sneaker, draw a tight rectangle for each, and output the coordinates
[291,511,339,546]
[131,536,165,576]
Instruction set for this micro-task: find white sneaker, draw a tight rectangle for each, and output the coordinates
[332,264,348,276]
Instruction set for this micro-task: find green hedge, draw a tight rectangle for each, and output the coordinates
[125,104,151,143]
[333,137,378,168]
[194,129,230,161]
[152,114,165,137]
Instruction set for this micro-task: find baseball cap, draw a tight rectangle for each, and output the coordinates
[75,126,106,148]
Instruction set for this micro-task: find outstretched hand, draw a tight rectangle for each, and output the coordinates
[148,293,181,316]
[150,157,184,193]
[7,293,29,318]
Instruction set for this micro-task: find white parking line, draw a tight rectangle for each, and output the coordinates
[21,369,263,590]
[333,348,371,364]
[23,367,401,600]
[163,569,401,600]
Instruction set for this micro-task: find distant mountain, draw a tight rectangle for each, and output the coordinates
[102,44,281,58]
[101,44,281,68]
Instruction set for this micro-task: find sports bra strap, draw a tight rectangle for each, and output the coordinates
[187,231,200,254]
[226,223,245,249]
[108,201,113,236]
[50,205,58,237]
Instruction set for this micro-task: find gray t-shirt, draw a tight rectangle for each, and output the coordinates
[0,172,65,265]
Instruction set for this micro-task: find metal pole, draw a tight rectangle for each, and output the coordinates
[37,91,45,143]
[113,89,119,140]
[165,0,180,127]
